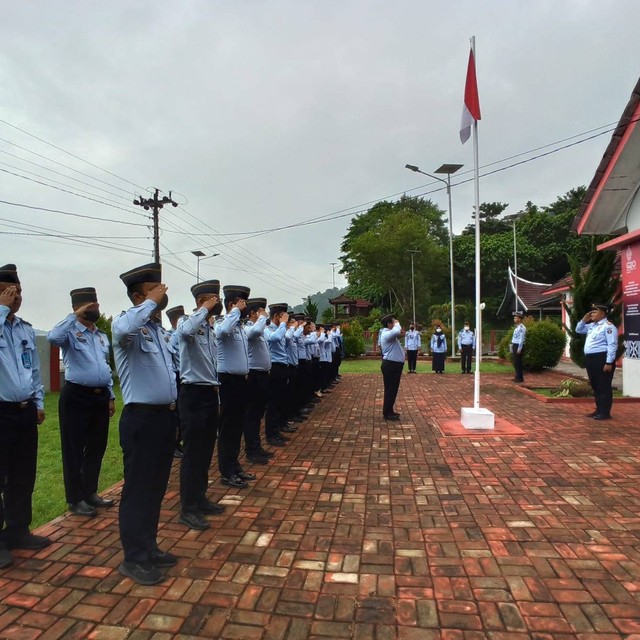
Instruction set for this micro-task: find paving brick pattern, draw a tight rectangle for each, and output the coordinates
[1,371,640,639]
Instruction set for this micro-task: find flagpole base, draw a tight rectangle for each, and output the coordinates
[460,407,495,430]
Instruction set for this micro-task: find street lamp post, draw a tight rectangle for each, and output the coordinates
[192,250,220,282]
[405,163,463,357]
[406,250,420,326]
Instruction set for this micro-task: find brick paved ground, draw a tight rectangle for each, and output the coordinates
[1,371,640,640]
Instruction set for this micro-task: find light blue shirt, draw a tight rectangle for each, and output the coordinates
[304,332,317,360]
[0,306,44,409]
[245,315,271,372]
[214,307,249,375]
[112,299,177,405]
[381,324,405,362]
[430,333,447,354]
[286,325,303,365]
[404,330,421,351]
[265,320,288,365]
[176,307,219,385]
[458,329,475,349]
[576,318,618,363]
[512,324,526,350]
[48,313,114,398]
[319,333,332,363]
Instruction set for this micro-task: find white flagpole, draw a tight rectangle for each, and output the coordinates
[471,35,481,410]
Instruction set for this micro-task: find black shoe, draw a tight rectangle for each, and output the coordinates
[179,512,210,530]
[0,544,12,569]
[5,533,51,551]
[383,414,400,421]
[593,414,612,420]
[300,408,312,415]
[281,425,297,433]
[173,448,184,459]
[149,549,178,567]
[237,471,256,481]
[258,448,274,458]
[247,454,270,465]
[118,561,164,585]
[391,412,401,418]
[266,437,287,447]
[290,416,306,423]
[198,499,226,515]
[86,494,115,508]
[585,410,598,418]
[221,475,249,489]
[69,500,97,518]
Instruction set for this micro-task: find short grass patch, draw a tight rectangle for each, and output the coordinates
[33,389,124,528]
[340,358,513,374]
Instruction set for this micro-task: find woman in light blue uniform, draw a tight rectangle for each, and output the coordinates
[430,325,447,374]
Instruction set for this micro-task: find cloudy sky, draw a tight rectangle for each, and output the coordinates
[1,0,638,329]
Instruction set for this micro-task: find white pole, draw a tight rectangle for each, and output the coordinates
[513,221,518,312]
[471,36,481,410]
[411,253,416,326]
[447,174,455,358]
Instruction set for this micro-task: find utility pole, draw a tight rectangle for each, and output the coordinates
[133,188,178,262]
[407,249,420,326]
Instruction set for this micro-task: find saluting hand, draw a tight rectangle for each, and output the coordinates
[202,295,219,313]
[75,302,99,319]
[234,299,247,312]
[0,285,17,307]
[281,312,289,324]
[146,284,168,305]
[582,311,593,323]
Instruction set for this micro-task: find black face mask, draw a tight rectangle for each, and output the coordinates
[212,302,223,315]
[84,309,100,323]
[409,326,414,331]
[157,294,169,311]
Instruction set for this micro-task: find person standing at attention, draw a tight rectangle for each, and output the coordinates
[404,323,421,373]
[511,311,526,383]
[457,322,475,374]
[379,314,404,421]
[430,324,447,374]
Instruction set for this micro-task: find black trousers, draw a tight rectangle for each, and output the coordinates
[217,373,248,479]
[175,373,183,448]
[178,385,219,514]
[333,349,342,379]
[286,365,298,417]
[311,357,321,392]
[265,363,289,438]
[296,360,310,409]
[119,404,175,564]
[511,344,524,381]
[243,370,269,455]
[585,352,616,417]
[460,345,473,372]
[58,382,110,505]
[0,402,37,541]
[381,360,403,417]
[407,350,418,372]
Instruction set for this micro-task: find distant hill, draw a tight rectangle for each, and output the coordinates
[293,287,346,315]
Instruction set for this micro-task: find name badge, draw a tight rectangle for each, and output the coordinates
[22,351,32,369]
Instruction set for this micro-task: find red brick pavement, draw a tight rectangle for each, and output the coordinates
[1,371,640,639]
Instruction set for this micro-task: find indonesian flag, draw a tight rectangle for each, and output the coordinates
[460,47,481,144]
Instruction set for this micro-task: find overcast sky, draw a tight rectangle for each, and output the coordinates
[1,0,638,329]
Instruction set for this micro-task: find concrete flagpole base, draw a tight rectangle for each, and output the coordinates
[460,407,495,429]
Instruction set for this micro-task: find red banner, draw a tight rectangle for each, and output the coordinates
[622,241,640,359]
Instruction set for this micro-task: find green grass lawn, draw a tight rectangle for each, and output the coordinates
[339,358,513,374]
[33,389,124,528]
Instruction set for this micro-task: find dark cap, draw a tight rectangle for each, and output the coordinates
[513,310,524,319]
[304,316,314,323]
[294,313,305,321]
[591,303,610,313]
[190,279,220,299]
[223,285,250,301]
[120,263,161,288]
[165,305,185,319]
[0,264,19,284]
[323,324,333,331]
[380,313,394,326]
[269,302,288,315]
[70,287,97,306]
[246,297,267,312]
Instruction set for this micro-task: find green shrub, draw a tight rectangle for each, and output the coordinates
[342,319,365,357]
[497,318,565,371]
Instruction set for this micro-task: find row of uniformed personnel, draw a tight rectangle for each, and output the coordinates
[0,262,343,583]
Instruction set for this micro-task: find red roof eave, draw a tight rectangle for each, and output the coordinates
[597,227,640,251]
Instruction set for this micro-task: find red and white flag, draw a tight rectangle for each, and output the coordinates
[460,47,481,144]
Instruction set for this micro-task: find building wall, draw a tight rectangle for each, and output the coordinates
[623,359,640,396]
[626,189,640,230]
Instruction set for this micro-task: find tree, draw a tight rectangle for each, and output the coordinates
[564,239,622,368]
[321,307,334,324]
[96,314,115,371]
[340,196,449,320]
[303,297,319,323]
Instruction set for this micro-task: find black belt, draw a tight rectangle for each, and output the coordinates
[271,362,288,368]
[181,384,219,392]
[66,381,109,395]
[0,399,34,410]
[126,402,177,412]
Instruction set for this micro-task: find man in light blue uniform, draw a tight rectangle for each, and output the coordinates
[511,311,527,383]
[243,298,272,463]
[457,322,475,374]
[380,314,405,420]
[0,264,49,569]
[175,280,225,531]
[285,314,305,423]
[404,324,421,373]
[112,262,178,585]
[48,287,115,519]
[576,303,619,420]
[215,285,255,489]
